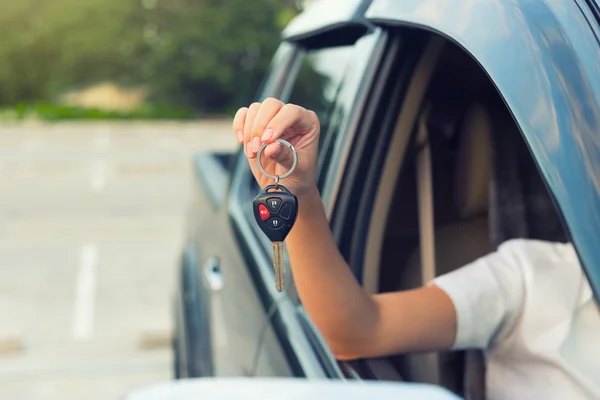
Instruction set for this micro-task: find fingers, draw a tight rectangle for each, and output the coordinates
[263,141,295,170]
[232,107,248,144]
[243,103,261,157]
[251,142,294,188]
[242,98,284,159]
[263,104,314,144]
[250,98,284,154]
[236,99,316,160]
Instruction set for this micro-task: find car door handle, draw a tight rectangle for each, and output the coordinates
[203,257,224,291]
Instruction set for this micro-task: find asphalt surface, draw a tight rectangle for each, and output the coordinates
[0,120,236,399]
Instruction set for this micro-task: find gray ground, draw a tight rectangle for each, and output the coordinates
[0,120,236,399]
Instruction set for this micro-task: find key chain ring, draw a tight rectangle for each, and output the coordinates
[256,138,298,181]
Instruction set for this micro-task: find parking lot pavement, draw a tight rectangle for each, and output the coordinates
[0,120,237,399]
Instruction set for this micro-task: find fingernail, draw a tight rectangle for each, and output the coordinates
[261,129,274,141]
[236,130,243,143]
[252,137,261,152]
[244,142,251,157]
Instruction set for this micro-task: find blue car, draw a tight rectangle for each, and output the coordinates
[172,0,600,398]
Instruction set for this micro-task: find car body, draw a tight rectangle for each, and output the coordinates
[173,0,600,397]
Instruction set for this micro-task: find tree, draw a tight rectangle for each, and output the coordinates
[0,0,300,114]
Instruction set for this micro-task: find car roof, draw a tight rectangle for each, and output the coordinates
[281,0,371,42]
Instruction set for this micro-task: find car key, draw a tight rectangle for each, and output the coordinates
[253,185,298,291]
[253,139,299,292]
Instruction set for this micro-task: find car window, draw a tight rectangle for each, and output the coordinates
[286,46,354,190]
[314,32,383,206]
[256,42,296,102]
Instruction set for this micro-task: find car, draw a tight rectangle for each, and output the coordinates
[172,0,600,399]
[125,377,461,400]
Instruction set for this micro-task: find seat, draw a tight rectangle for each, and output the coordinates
[397,104,492,399]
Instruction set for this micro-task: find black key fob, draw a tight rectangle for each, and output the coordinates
[253,184,298,242]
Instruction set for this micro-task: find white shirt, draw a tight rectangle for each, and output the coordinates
[434,239,600,400]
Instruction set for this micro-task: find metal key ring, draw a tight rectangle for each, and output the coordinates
[256,138,298,181]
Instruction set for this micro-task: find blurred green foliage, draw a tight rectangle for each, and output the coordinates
[0,0,300,117]
[5,103,195,121]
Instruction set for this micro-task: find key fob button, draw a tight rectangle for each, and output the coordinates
[266,217,284,230]
[266,197,282,213]
[258,204,270,220]
[279,203,292,220]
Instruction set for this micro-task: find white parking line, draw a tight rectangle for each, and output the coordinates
[90,159,107,192]
[72,243,98,341]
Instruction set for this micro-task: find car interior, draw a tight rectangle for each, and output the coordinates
[355,33,568,399]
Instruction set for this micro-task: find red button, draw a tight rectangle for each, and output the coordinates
[258,204,270,220]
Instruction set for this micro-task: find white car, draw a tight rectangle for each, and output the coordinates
[125,378,460,400]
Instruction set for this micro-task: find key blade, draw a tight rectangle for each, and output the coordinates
[272,241,284,292]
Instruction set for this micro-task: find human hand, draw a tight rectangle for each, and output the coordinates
[233,98,320,197]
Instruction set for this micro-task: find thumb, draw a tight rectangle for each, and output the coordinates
[264,141,295,170]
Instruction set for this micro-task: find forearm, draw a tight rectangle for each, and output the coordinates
[286,187,378,358]
[286,187,457,359]
[371,286,457,355]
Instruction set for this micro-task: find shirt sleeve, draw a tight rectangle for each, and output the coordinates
[432,240,526,350]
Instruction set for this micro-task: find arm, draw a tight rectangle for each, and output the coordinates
[233,99,457,360]
[286,187,457,359]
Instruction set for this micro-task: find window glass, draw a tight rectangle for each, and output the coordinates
[255,42,295,102]
[287,46,353,130]
[315,32,382,198]
[286,46,354,185]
